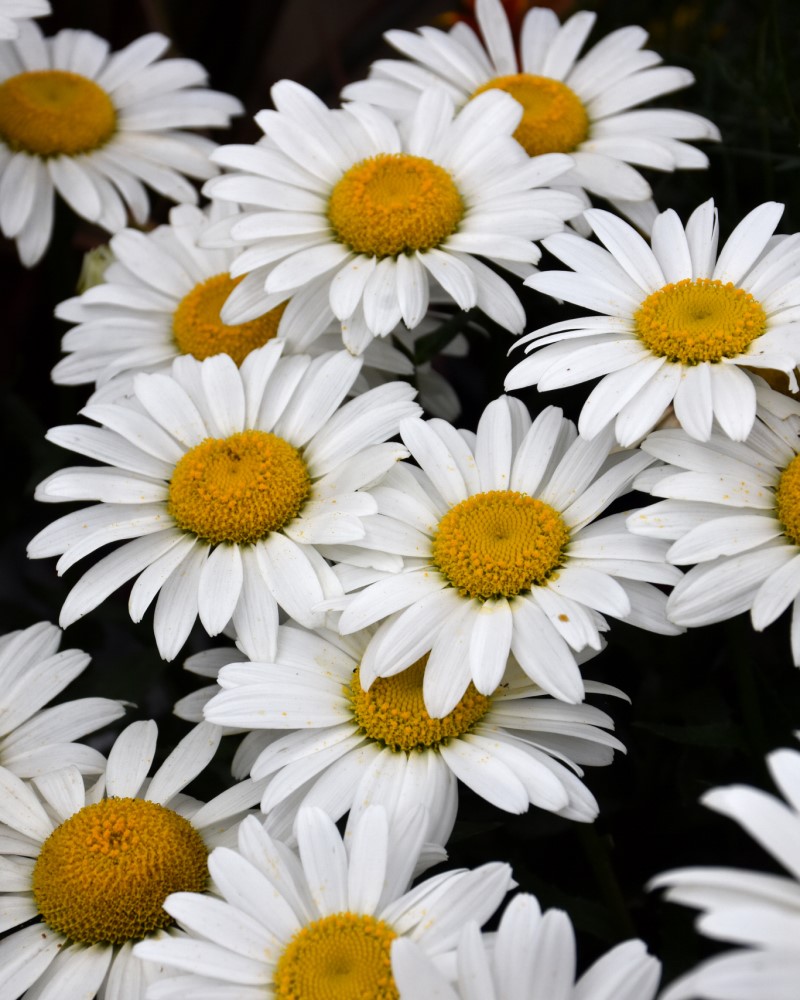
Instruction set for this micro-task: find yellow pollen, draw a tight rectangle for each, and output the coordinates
[634,278,767,364]
[30,797,208,945]
[172,274,287,365]
[274,912,398,1000]
[432,489,569,600]
[0,69,116,157]
[327,153,464,258]
[167,430,311,545]
[775,454,800,546]
[472,73,589,156]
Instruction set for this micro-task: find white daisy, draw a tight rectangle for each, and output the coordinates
[626,384,800,660]
[335,394,681,715]
[200,78,583,344]
[392,891,661,1000]
[0,20,242,265]
[0,2,49,40]
[650,743,800,999]
[341,0,719,229]
[506,200,800,445]
[28,344,420,661]
[0,719,266,1000]
[0,620,125,779]
[133,804,514,999]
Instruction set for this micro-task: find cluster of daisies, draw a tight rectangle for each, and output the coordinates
[1,0,799,997]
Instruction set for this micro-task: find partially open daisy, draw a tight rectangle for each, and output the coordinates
[335,395,681,715]
[0,719,265,1000]
[651,743,800,999]
[0,1,49,39]
[133,805,514,999]
[0,20,242,265]
[342,0,719,228]
[28,344,420,661]
[393,892,662,999]
[0,620,124,780]
[506,200,800,445]
[201,79,583,342]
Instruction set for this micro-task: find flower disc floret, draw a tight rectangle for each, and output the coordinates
[274,912,398,1000]
[172,274,287,364]
[432,489,569,600]
[0,69,116,156]
[31,797,208,945]
[167,430,311,545]
[472,73,589,157]
[634,278,767,365]
[349,657,492,747]
[775,454,800,546]
[327,153,464,258]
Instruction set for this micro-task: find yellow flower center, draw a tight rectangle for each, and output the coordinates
[167,430,311,545]
[348,656,492,745]
[172,274,287,365]
[775,453,800,546]
[634,278,767,364]
[327,153,464,258]
[30,797,208,945]
[0,69,116,157]
[432,489,569,600]
[472,73,589,156]
[274,912,398,1000]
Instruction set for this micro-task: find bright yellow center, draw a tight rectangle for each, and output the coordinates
[274,912,398,1000]
[327,153,464,258]
[167,430,311,545]
[634,278,767,364]
[0,69,116,157]
[172,274,287,365]
[775,454,800,546]
[30,797,208,945]
[472,73,589,156]
[349,655,492,744]
[432,489,569,600]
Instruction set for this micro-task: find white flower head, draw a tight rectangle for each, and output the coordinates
[0,2,50,40]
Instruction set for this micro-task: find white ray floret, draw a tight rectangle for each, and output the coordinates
[0,2,50,39]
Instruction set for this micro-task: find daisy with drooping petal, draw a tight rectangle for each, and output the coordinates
[342,0,719,229]
[0,620,125,780]
[0,719,266,1000]
[392,891,662,999]
[28,344,420,661]
[0,20,242,265]
[201,78,583,345]
[0,1,49,39]
[334,395,681,715]
[651,743,800,999]
[506,200,800,446]
[133,804,514,999]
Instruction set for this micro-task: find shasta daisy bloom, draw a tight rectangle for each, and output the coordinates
[506,200,800,446]
[201,78,584,343]
[28,344,420,661]
[650,744,800,999]
[392,892,662,1000]
[0,620,125,779]
[0,719,266,1000]
[133,805,515,999]
[341,0,719,228]
[333,395,681,716]
[0,1,50,39]
[0,20,242,266]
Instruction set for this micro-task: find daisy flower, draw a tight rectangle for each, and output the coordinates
[0,1,50,39]
[341,0,719,229]
[0,719,266,1000]
[392,891,662,999]
[201,78,583,344]
[0,620,124,779]
[0,20,242,265]
[626,385,800,660]
[28,345,420,661]
[133,804,515,999]
[650,743,800,999]
[505,200,800,446]
[335,395,681,715]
